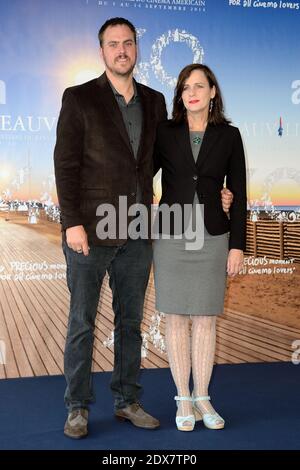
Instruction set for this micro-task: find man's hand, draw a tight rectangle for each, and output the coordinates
[66,225,89,256]
[221,188,233,213]
[227,249,244,277]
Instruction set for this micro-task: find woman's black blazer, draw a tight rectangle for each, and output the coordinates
[154,120,247,250]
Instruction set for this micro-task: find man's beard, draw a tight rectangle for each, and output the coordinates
[109,63,135,78]
[104,54,136,78]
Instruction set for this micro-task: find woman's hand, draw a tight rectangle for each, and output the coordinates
[220,188,233,213]
[227,249,244,276]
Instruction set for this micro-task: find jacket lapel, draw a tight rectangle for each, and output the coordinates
[174,121,197,171]
[95,74,134,158]
[135,81,154,163]
[196,124,220,168]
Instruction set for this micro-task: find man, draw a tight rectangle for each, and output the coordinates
[54,17,233,439]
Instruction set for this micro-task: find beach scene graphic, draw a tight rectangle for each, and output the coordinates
[0,197,299,379]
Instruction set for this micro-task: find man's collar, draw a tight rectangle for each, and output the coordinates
[108,78,138,100]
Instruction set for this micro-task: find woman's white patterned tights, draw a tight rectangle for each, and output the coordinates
[165,314,218,420]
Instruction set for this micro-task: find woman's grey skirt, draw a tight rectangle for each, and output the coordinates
[153,231,228,316]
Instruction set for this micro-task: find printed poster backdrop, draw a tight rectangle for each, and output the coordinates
[0,0,300,379]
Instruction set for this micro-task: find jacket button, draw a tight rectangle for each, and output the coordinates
[193,175,198,181]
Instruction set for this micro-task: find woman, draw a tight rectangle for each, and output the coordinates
[153,64,247,431]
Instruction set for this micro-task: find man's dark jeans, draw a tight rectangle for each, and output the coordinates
[62,238,152,412]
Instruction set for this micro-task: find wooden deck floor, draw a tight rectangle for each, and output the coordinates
[0,216,298,379]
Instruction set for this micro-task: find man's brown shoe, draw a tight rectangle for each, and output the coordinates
[115,403,160,429]
[64,409,88,439]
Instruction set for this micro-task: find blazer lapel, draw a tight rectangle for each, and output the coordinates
[96,74,134,158]
[135,81,154,163]
[196,124,220,168]
[174,121,197,171]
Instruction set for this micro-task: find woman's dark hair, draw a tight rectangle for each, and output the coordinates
[172,64,230,125]
[98,17,137,47]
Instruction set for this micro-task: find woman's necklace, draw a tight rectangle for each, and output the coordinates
[189,120,206,145]
[192,135,202,145]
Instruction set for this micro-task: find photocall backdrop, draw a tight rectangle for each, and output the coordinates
[0,0,299,378]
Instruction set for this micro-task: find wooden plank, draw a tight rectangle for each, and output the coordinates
[217,319,294,349]
[6,280,54,376]
[216,330,290,362]
[0,294,17,379]
[225,308,300,335]
[0,243,60,376]
[215,342,261,363]
[0,281,33,377]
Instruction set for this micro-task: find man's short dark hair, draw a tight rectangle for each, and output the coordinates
[98,17,137,47]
